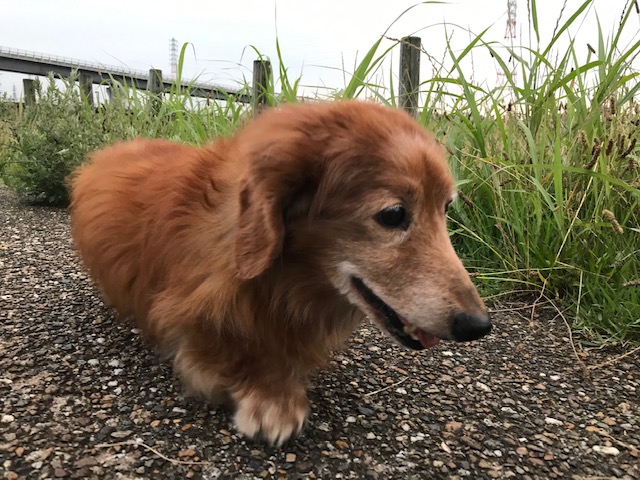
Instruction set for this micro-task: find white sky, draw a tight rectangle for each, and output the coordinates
[1,0,638,98]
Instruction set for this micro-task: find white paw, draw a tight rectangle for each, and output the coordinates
[233,389,308,446]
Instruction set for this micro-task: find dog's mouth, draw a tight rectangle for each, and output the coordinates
[351,277,440,350]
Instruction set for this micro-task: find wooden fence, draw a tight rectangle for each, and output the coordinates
[17,36,423,115]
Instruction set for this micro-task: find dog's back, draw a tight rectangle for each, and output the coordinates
[70,138,231,326]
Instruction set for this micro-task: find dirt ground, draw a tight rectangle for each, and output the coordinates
[1,187,639,480]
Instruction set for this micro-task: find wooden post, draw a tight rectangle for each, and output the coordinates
[252,59,272,114]
[23,79,36,107]
[79,73,94,106]
[399,36,421,117]
[148,69,163,113]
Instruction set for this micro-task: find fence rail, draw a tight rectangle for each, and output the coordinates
[1,37,423,114]
[1,46,155,81]
[0,45,250,103]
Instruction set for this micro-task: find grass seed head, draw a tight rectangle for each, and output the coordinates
[602,209,624,234]
[621,138,637,158]
[458,190,474,210]
[578,130,588,150]
[606,139,614,156]
[585,138,601,169]
[609,96,616,117]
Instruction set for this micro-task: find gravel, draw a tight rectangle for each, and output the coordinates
[1,186,639,480]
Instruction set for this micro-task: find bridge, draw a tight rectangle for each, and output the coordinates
[0,46,251,103]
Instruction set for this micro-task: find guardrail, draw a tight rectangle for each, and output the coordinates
[1,37,423,115]
[0,45,251,103]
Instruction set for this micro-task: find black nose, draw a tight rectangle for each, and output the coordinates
[452,312,492,341]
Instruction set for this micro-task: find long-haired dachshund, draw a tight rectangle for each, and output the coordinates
[70,100,490,445]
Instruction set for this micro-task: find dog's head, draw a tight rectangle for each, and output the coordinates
[233,100,490,349]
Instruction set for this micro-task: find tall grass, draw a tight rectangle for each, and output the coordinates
[0,0,638,342]
[425,0,640,343]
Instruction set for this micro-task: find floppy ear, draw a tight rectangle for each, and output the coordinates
[235,174,286,280]
[234,155,319,280]
[233,108,326,280]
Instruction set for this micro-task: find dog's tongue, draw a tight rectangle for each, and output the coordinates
[399,315,441,349]
[417,330,440,349]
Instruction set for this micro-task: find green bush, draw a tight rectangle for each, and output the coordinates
[0,66,243,205]
[0,75,104,205]
[0,93,17,184]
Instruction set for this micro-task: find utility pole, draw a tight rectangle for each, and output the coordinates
[498,0,518,103]
[505,0,517,41]
[169,37,178,77]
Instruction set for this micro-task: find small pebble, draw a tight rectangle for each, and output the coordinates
[545,417,563,426]
[475,382,492,393]
[592,446,620,456]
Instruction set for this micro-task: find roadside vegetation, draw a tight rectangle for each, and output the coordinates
[0,0,638,343]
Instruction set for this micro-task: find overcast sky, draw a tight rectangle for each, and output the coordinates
[1,0,638,98]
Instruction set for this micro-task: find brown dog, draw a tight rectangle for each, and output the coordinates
[70,100,490,445]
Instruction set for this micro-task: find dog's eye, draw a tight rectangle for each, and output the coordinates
[445,198,453,213]
[375,204,410,230]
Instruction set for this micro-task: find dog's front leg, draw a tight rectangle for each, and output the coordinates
[170,323,311,445]
[231,379,309,446]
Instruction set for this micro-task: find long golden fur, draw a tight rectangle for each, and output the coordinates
[70,100,490,445]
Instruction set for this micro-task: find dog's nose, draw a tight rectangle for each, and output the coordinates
[452,312,492,341]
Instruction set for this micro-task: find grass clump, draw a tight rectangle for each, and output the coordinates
[0,76,104,204]
[0,74,243,205]
[424,0,640,343]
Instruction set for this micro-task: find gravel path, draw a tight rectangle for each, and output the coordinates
[1,186,639,480]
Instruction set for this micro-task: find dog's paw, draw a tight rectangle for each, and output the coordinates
[233,387,309,446]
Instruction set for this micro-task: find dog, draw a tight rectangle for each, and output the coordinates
[69,100,491,446]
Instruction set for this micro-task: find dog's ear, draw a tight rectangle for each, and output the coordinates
[235,161,312,280]
[235,173,284,279]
